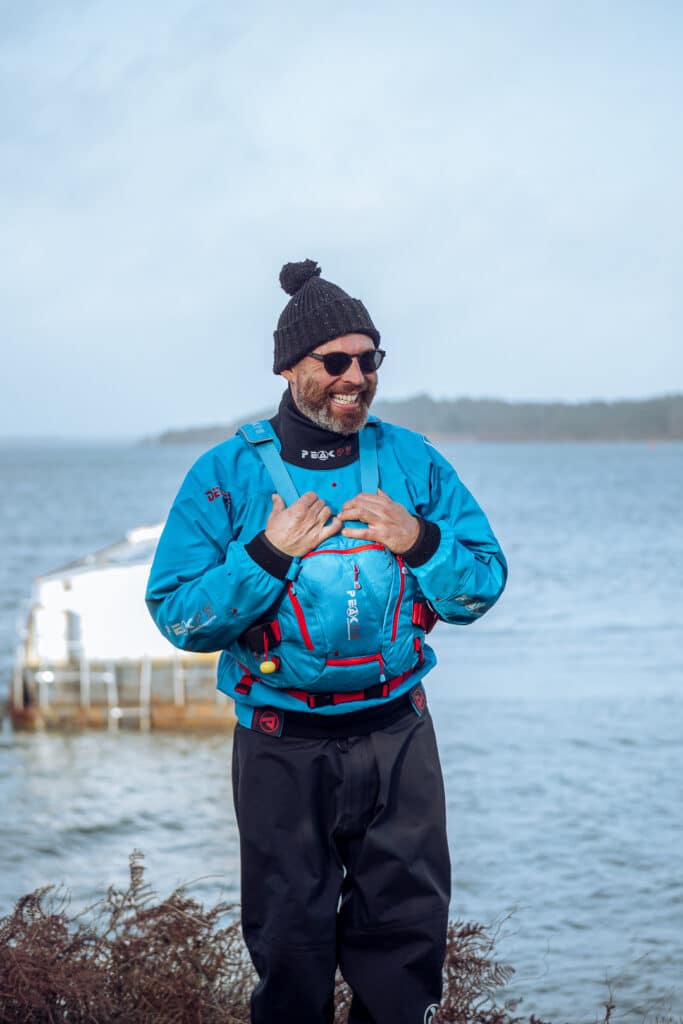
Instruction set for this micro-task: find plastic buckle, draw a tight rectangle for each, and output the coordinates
[308,693,335,708]
[235,674,253,696]
[412,602,428,630]
[364,682,390,700]
[244,620,281,655]
[412,601,439,634]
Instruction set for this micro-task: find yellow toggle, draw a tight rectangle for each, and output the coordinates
[260,659,278,674]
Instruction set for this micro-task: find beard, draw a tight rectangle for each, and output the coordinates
[290,374,377,434]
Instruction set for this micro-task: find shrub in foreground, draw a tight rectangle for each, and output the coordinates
[0,852,672,1023]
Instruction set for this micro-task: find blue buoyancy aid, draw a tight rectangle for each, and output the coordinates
[231,420,431,703]
[145,414,508,724]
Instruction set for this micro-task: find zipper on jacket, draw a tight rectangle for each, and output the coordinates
[302,543,385,559]
[287,582,315,650]
[391,556,407,642]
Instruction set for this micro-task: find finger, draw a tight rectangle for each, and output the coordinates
[319,517,343,541]
[341,526,372,540]
[308,498,327,519]
[344,490,389,503]
[271,493,286,512]
[341,492,372,509]
[341,494,388,516]
[376,489,398,508]
[291,495,322,521]
[339,505,374,523]
[299,491,320,508]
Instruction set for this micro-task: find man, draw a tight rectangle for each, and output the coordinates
[146,259,507,1024]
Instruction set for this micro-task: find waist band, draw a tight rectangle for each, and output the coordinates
[246,684,427,739]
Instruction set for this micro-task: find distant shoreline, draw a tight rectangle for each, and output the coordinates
[144,393,683,445]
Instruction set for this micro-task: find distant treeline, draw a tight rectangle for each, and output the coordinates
[149,394,683,445]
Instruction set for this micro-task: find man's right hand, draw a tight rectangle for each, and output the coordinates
[265,492,342,557]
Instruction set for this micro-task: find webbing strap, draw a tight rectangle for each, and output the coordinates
[359,419,379,494]
[285,659,420,709]
[239,418,380,507]
[238,421,299,506]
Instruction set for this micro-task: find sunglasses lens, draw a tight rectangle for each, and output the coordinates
[323,353,352,375]
[358,350,383,372]
[317,349,385,375]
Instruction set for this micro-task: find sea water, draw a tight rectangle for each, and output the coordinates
[0,439,681,1022]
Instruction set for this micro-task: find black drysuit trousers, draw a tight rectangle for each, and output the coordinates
[231,699,451,1024]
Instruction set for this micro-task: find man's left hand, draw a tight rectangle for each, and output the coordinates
[339,489,420,554]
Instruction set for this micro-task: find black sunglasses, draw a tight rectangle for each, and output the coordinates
[307,348,386,376]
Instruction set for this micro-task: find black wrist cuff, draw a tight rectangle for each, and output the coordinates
[246,531,293,581]
[402,518,441,568]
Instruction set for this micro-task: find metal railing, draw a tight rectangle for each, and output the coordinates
[11,652,223,732]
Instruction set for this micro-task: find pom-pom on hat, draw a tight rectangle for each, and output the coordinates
[273,259,380,373]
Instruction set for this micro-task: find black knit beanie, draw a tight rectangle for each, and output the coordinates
[273,259,380,373]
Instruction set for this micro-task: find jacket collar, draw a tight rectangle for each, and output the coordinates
[271,390,359,468]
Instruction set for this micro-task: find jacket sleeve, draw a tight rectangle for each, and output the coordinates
[145,450,288,653]
[405,440,508,625]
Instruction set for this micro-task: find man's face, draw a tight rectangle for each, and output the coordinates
[282,333,378,434]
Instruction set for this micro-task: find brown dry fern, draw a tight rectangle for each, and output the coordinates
[9,851,658,1023]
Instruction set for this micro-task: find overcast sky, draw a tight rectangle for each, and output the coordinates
[1,0,681,438]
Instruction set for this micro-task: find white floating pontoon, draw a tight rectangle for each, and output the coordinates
[11,525,231,731]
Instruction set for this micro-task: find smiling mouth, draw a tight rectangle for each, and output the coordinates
[329,392,362,407]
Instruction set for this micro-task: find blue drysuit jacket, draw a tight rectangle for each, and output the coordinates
[145,418,507,727]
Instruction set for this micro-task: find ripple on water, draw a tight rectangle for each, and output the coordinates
[2,443,683,1020]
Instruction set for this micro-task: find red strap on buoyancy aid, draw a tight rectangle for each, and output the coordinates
[285,639,424,709]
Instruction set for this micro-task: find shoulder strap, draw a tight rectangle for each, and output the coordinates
[239,417,380,505]
[238,421,300,506]
[359,418,380,494]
